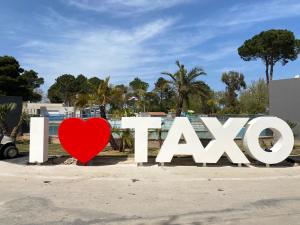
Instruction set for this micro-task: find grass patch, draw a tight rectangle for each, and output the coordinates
[17,142,67,155]
[16,141,160,157]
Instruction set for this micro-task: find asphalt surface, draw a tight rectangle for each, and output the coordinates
[0,157,300,225]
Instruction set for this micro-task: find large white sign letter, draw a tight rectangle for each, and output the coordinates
[29,117,49,163]
[122,117,161,163]
[243,117,294,164]
[200,117,250,163]
[156,117,205,163]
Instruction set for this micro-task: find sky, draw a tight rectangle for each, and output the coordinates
[0,0,300,92]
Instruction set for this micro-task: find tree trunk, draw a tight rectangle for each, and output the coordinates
[160,90,163,112]
[228,89,236,109]
[100,105,106,118]
[175,95,184,117]
[10,115,23,142]
[158,128,163,147]
[265,62,270,85]
[99,105,119,150]
[119,138,124,152]
[270,62,274,82]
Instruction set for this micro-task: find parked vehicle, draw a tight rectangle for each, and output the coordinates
[0,131,19,159]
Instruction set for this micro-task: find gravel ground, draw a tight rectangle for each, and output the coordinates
[0,156,300,225]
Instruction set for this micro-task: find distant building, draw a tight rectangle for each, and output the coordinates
[269,77,300,138]
[23,102,75,118]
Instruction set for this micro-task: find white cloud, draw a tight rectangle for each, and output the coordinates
[67,0,192,16]
[215,66,247,74]
[19,17,181,88]
[37,7,87,29]
[198,45,237,62]
[199,0,300,27]
[17,0,300,91]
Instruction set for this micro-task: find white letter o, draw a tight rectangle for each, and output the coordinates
[243,117,294,164]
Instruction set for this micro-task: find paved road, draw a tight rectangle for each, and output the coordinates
[0,158,300,225]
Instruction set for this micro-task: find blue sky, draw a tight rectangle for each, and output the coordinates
[1,0,300,92]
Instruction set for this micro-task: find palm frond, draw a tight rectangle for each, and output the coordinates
[74,93,89,109]
[190,81,211,97]
[0,103,16,121]
[161,72,176,82]
[175,60,181,68]
[187,67,206,82]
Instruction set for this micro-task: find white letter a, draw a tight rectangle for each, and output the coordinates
[156,117,205,163]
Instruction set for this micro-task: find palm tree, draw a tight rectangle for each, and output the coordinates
[0,103,16,136]
[74,94,87,117]
[10,112,29,141]
[221,71,246,113]
[161,60,209,116]
[88,77,109,118]
[0,102,27,141]
[113,128,134,152]
[89,77,119,150]
[154,77,170,112]
[74,77,125,150]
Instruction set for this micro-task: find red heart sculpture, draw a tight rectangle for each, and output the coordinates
[58,118,111,164]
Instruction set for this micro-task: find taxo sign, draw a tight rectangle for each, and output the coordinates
[29,116,294,165]
[122,117,294,165]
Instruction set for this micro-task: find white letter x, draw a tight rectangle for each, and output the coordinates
[200,117,250,164]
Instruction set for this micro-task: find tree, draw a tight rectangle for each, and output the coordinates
[112,128,133,152]
[74,93,89,117]
[188,88,216,114]
[110,84,128,111]
[20,70,44,89]
[161,60,209,116]
[75,74,90,94]
[129,77,149,112]
[0,56,44,102]
[154,77,172,112]
[47,83,63,103]
[74,79,128,117]
[91,77,111,118]
[48,74,76,105]
[88,77,102,89]
[0,102,26,141]
[10,112,29,141]
[89,77,118,149]
[0,103,16,136]
[129,77,149,92]
[0,56,23,78]
[240,79,268,114]
[144,91,160,112]
[221,71,246,113]
[48,74,90,105]
[238,29,300,84]
[19,70,45,102]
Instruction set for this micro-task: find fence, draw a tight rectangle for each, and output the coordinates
[47,114,272,140]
